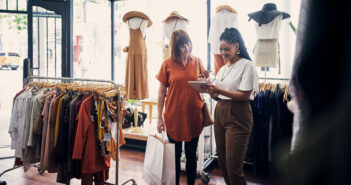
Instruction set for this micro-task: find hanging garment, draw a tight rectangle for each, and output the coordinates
[162,18,188,59]
[23,89,45,165]
[254,15,283,39]
[245,85,293,176]
[43,93,63,173]
[39,92,55,172]
[9,82,125,184]
[252,15,284,73]
[214,54,227,75]
[125,20,149,100]
[72,95,110,174]
[208,9,239,54]
[253,39,280,73]
[209,9,238,74]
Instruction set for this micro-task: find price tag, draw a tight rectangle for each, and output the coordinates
[103,133,111,141]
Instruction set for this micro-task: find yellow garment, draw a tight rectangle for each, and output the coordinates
[49,93,63,128]
[97,97,105,141]
[54,94,67,147]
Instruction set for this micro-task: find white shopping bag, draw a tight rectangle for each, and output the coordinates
[143,134,176,185]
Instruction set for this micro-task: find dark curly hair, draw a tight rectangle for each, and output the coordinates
[219,27,251,61]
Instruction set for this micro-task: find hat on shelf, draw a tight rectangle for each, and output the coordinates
[216,5,237,14]
[123,11,153,27]
[163,11,189,22]
[248,3,290,25]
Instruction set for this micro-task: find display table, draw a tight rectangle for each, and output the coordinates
[122,118,158,141]
[141,100,157,124]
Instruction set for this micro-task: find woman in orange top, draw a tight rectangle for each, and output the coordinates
[156,30,206,185]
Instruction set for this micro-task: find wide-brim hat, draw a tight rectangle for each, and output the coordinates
[216,5,237,14]
[123,11,153,27]
[248,3,290,25]
[163,11,189,23]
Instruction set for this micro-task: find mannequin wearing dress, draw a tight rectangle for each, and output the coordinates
[125,17,149,100]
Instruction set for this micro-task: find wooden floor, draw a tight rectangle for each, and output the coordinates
[0,148,271,185]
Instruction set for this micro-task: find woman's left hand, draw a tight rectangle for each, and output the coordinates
[208,85,220,100]
[208,84,218,94]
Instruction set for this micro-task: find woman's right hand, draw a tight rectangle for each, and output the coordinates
[157,116,165,133]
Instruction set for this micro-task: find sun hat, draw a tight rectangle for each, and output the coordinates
[123,11,153,27]
[216,5,237,14]
[163,11,189,22]
[248,3,290,25]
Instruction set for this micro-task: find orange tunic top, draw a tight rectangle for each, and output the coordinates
[156,56,205,141]
[72,95,110,174]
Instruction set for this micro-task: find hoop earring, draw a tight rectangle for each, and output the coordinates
[236,49,240,55]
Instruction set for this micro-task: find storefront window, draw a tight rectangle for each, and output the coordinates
[32,7,62,77]
[114,0,207,99]
[73,0,111,80]
[0,0,26,11]
[17,0,27,11]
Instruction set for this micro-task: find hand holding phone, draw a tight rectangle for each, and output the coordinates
[199,70,212,78]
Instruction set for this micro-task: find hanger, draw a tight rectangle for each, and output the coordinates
[283,84,290,102]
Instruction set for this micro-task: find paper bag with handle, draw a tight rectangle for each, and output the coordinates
[143,132,176,185]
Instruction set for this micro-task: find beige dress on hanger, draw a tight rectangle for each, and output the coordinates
[208,9,239,75]
[125,20,149,100]
[162,18,188,59]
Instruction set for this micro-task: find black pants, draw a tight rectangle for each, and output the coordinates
[168,135,199,185]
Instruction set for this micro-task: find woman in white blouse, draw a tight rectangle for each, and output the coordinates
[208,27,258,185]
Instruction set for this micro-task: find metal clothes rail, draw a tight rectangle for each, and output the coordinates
[0,76,136,185]
[258,77,291,81]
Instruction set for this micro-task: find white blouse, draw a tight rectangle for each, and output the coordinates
[126,17,149,37]
[162,19,188,43]
[214,58,258,100]
[254,15,283,39]
[9,89,33,158]
[208,9,239,54]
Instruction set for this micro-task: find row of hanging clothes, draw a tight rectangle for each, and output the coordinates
[245,79,294,177]
[8,79,126,184]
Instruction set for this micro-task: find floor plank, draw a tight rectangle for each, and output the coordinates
[0,148,270,185]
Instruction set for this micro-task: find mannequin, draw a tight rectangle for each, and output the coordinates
[209,5,239,75]
[123,11,152,100]
[248,3,290,73]
[162,11,189,59]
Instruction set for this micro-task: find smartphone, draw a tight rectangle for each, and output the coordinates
[201,70,212,75]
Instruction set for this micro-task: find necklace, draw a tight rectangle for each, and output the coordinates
[220,62,236,82]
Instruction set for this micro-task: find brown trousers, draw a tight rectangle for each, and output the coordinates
[214,100,253,185]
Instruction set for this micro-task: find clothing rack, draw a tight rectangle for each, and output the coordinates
[258,77,291,81]
[246,76,292,177]
[1,76,136,185]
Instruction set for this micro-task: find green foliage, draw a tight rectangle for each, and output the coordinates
[288,21,296,34]
[0,14,27,32]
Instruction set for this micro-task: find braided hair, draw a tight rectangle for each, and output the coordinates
[219,27,252,61]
